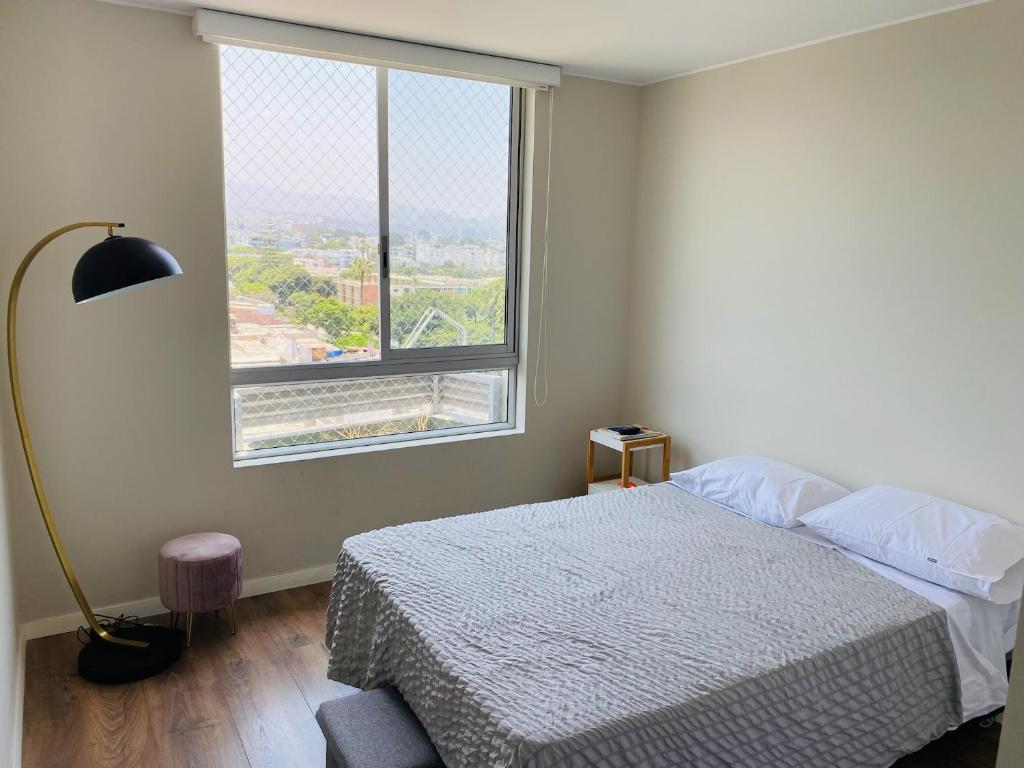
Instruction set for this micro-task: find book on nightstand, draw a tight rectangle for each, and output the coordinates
[596,425,663,441]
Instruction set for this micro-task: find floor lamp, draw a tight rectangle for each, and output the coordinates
[6,221,184,684]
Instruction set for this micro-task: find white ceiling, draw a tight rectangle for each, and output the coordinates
[107,0,986,85]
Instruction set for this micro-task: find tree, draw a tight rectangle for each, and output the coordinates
[262,264,316,304]
[351,304,380,337]
[310,277,337,298]
[346,253,374,301]
[316,237,352,250]
[464,279,505,344]
[227,243,261,255]
[308,297,353,339]
[282,291,321,325]
[227,254,291,290]
[391,291,463,348]
[234,280,275,303]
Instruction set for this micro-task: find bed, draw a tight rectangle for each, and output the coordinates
[325,482,1017,768]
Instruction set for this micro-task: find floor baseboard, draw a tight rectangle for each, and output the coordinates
[18,562,337,641]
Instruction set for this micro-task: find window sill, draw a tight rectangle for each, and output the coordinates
[233,423,524,468]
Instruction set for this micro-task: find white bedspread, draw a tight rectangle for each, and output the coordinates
[788,525,1017,721]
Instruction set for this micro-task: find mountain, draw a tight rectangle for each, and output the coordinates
[225,180,506,239]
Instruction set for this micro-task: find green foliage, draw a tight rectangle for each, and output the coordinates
[228,251,504,352]
[351,304,380,336]
[281,291,321,325]
[235,281,274,303]
[308,298,354,339]
[345,254,374,284]
[227,254,289,283]
[229,256,336,301]
[227,243,262,255]
[310,277,337,298]
[390,279,505,348]
[336,331,371,348]
[315,238,352,250]
[391,263,493,280]
[260,264,313,302]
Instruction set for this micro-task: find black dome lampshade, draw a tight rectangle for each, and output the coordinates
[72,235,182,303]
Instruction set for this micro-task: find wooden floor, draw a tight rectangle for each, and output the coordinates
[22,582,351,768]
[22,582,1003,768]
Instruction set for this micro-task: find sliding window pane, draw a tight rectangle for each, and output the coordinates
[220,46,381,367]
[232,370,510,453]
[387,71,511,350]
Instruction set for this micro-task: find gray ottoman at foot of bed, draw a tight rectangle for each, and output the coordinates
[316,686,444,768]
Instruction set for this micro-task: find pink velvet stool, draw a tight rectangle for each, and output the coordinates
[159,532,242,647]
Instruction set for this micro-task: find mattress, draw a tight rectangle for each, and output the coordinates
[326,483,962,768]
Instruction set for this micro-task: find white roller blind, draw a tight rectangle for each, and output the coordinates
[193,9,561,90]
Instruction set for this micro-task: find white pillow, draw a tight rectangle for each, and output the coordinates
[800,485,1024,603]
[670,455,850,528]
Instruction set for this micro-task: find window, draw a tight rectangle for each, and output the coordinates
[220,46,523,461]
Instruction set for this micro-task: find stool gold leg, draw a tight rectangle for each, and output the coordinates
[228,601,236,635]
[185,612,193,648]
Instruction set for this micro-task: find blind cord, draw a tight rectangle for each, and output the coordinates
[533,87,555,407]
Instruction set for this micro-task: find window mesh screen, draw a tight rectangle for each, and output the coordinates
[233,370,509,453]
[387,70,511,349]
[221,46,381,366]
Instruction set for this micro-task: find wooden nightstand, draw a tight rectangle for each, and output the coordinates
[587,429,671,494]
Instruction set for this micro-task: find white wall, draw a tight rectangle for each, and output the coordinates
[0,0,639,623]
[628,0,1024,521]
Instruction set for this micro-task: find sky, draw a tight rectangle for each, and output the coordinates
[220,45,511,239]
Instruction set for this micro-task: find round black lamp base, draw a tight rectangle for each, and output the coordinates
[78,625,184,685]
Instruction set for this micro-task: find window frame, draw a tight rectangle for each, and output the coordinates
[223,58,526,459]
[227,67,525,388]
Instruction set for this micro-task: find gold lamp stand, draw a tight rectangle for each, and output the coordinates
[7,222,146,648]
[6,221,184,682]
